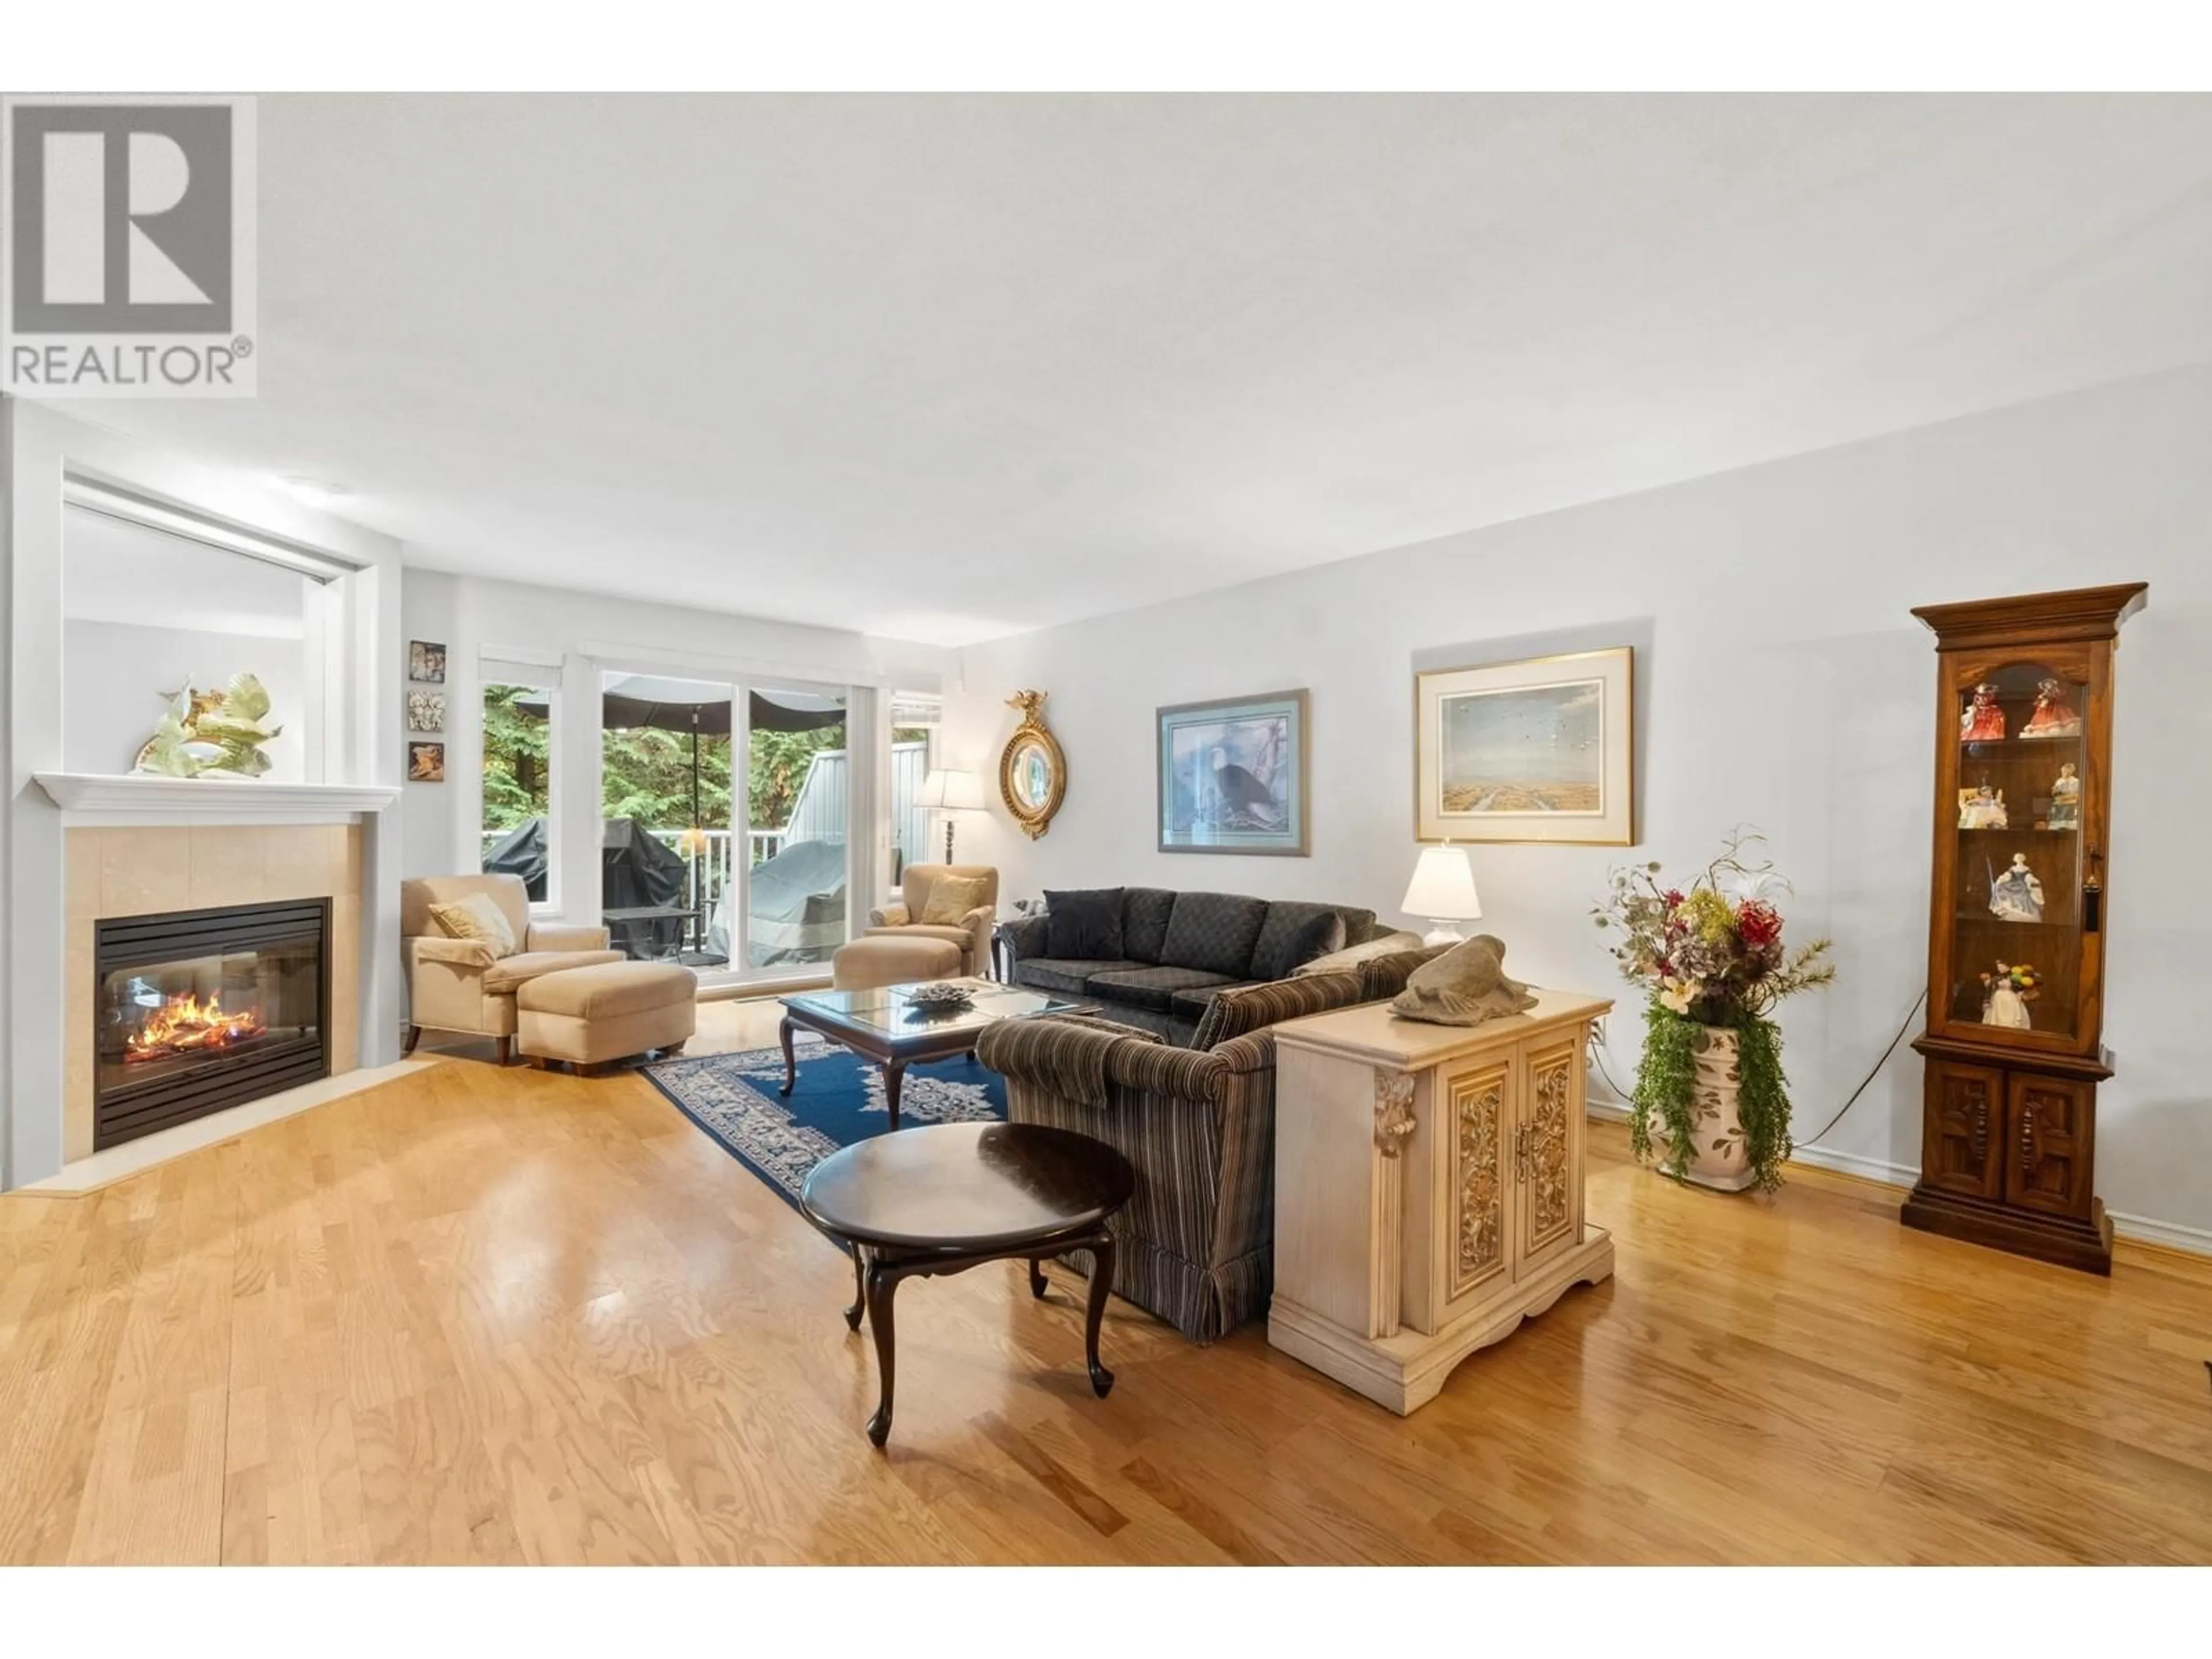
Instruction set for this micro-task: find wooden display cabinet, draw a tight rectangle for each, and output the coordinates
[1902,583,2146,1273]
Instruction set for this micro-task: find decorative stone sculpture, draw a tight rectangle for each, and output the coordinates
[1389,934,1539,1027]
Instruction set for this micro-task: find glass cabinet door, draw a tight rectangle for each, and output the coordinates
[1944,659,2092,1045]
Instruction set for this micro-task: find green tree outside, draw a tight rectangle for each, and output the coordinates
[482,682,925,840]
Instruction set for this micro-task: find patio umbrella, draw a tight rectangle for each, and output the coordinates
[510,678,845,844]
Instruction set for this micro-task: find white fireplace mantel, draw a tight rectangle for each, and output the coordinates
[35,772,399,823]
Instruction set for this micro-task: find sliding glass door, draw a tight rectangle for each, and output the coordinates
[597,673,735,968]
[575,670,855,984]
[741,687,849,972]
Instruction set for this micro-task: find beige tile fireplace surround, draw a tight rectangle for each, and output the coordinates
[63,824,363,1166]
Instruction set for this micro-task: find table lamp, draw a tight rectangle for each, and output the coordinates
[916,768,986,862]
[1402,844,1482,946]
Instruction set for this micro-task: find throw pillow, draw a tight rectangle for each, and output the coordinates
[1249,902,1348,982]
[1158,891,1270,978]
[1044,888,1126,959]
[1291,930,1426,978]
[919,874,989,926]
[427,892,518,959]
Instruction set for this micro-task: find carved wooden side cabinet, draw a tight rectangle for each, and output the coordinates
[1268,991,1615,1413]
[1902,582,2147,1274]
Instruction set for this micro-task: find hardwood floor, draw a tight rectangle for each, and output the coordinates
[5,995,2210,1564]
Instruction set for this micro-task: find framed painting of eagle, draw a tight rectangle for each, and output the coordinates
[1156,689,1310,856]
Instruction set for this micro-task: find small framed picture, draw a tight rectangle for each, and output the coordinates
[406,689,446,733]
[408,741,446,783]
[408,640,447,683]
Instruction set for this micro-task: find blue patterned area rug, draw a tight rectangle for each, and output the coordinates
[642,1035,1006,1215]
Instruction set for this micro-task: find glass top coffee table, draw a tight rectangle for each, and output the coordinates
[776,978,1091,1127]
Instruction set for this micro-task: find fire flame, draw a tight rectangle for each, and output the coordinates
[123,991,266,1063]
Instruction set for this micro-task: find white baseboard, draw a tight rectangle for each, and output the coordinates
[1789,1142,1917,1187]
[1584,1101,2210,1259]
[2106,1209,2212,1256]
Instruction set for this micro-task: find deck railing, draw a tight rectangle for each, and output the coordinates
[478,825,787,925]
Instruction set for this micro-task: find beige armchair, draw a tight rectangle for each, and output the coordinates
[863,863,999,978]
[401,874,623,1063]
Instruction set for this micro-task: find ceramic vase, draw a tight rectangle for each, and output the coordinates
[1649,1024,1758,1192]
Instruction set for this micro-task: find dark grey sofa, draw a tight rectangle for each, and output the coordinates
[998,887,1394,1044]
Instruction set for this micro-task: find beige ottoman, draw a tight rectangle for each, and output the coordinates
[517,960,698,1073]
[831,934,963,991]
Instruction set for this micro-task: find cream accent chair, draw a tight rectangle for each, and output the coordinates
[863,863,1000,978]
[402,874,623,1064]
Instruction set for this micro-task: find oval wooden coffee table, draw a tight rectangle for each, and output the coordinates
[800,1121,1135,1448]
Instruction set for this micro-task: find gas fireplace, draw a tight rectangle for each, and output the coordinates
[93,899,330,1150]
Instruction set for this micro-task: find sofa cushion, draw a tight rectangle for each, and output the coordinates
[515,959,696,1018]
[481,948,627,994]
[1084,964,1238,1012]
[1249,901,1349,982]
[1121,888,1179,963]
[1158,892,1270,978]
[862,923,976,952]
[1169,980,1263,1016]
[1191,969,1364,1052]
[1014,957,1145,997]
[1045,888,1125,959]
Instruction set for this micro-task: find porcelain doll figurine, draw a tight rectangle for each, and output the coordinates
[2048,762,2081,829]
[1988,853,2046,923]
[1960,682,2008,743]
[1957,784,2008,830]
[1981,962,2037,1030]
[2020,677,2084,739]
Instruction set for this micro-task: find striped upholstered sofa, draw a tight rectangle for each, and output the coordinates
[974,947,1441,1342]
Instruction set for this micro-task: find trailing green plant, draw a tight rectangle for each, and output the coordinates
[1597,829,1834,1192]
[1627,1000,1697,1170]
[1733,1014,1794,1194]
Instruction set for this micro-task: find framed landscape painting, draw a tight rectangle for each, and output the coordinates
[1157,689,1310,855]
[1415,647,1634,844]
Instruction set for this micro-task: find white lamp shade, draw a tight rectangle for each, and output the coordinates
[917,767,987,812]
[1402,845,1483,921]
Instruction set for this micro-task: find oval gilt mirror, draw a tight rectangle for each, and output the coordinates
[999,689,1066,839]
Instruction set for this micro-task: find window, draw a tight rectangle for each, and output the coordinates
[480,673,556,908]
[890,692,941,881]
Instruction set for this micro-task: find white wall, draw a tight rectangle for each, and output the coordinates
[399,568,951,927]
[63,622,307,780]
[942,363,2212,1245]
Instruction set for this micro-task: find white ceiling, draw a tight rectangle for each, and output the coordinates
[80,93,2212,646]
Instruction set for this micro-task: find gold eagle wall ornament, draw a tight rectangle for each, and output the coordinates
[998,689,1067,840]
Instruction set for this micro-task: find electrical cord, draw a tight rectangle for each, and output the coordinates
[1798,988,1926,1149]
[1584,988,1929,1149]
